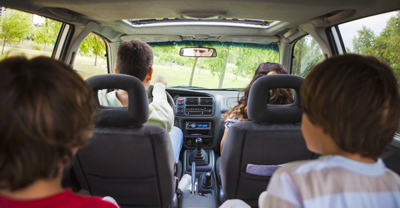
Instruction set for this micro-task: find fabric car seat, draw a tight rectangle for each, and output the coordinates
[220,74,315,207]
[73,74,177,208]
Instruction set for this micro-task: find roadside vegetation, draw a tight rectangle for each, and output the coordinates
[349,12,400,87]
[150,42,279,88]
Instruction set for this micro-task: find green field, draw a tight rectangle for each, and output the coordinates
[0,46,250,89]
[152,64,250,89]
[0,46,109,79]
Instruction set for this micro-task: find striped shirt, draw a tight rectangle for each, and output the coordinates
[259,155,400,208]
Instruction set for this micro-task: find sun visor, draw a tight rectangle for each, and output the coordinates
[121,35,183,42]
[218,35,279,44]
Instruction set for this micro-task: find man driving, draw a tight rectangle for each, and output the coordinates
[98,40,183,161]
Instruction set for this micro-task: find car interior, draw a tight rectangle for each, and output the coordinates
[2,0,400,207]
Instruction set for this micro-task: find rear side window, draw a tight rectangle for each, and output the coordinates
[75,33,108,79]
[0,8,61,58]
[291,35,324,77]
[338,10,400,132]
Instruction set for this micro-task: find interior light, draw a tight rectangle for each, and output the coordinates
[181,14,221,20]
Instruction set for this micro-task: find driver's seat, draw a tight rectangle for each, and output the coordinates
[73,74,178,208]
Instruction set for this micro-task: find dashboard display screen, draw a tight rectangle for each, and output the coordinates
[197,123,209,128]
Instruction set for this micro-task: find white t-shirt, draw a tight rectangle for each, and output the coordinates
[220,155,400,208]
[98,83,174,132]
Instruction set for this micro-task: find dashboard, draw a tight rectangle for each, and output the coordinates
[166,88,241,153]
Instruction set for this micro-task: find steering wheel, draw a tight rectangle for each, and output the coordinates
[147,85,176,115]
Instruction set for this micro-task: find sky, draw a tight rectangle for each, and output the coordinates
[33,14,45,24]
[339,11,398,51]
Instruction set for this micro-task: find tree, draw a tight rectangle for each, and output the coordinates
[374,12,400,72]
[218,45,231,88]
[34,18,62,50]
[151,41,279,88]
[368,11,400,132]
[79,33,106,66]
[352,26,376,55]
[292,36,324,77]
[188,57,198,86]
[0,9,32,55]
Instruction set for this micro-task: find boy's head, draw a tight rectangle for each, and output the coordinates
[115,40,154,88]
[300,54,400,160]
[0,56,95,191]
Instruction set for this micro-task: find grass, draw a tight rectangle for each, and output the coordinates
[0,46,108,80]
[0,45,250,89]
[153,64,251,89]
[73,55,108,79]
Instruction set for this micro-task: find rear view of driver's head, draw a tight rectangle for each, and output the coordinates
[116,40,154,81]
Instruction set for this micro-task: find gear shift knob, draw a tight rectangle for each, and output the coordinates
[205,172,211,183]
[195,138,202,151]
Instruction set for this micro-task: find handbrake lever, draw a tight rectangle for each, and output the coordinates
[191,161,196,195]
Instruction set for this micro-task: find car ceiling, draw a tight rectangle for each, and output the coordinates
[1,0,400,42]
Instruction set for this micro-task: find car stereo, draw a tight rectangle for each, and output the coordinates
[184,121,212,147]
[186,122,212,129]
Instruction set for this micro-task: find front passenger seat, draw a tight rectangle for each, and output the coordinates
[73,74,177,208]
[220,74,314,207]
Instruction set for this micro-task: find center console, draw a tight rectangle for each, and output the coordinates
[178,138,218,208]
[175,96,215,148]
[169,90,230,207]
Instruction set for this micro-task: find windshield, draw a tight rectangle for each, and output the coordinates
[149,41,279,89]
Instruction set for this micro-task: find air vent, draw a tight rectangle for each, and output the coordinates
[200,98,213,105]
[186,98,198,105]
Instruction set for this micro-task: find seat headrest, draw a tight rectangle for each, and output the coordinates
[86,74,149,127]
[247,74,304,123]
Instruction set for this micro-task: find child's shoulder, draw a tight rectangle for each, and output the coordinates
[0,190,118,208]
[275,156,343,176]
[276,159,320,173]
[276,155,400,183]
[66,191,118,208]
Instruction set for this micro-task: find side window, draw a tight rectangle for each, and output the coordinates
[0,8,61,58]
[338,11,400,132]
[75,33,108,79]
[338,11,399,72]
[291,35,324,77]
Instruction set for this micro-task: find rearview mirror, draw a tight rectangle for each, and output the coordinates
[179,47,217,57]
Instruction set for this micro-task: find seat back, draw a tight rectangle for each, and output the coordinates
[73,74,175,208]
[220,75,314,206]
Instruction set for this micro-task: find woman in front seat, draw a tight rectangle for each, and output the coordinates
[220,62,293,152]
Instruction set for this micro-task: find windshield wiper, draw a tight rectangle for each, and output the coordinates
[169,86,206,89]
[214,88,242,91]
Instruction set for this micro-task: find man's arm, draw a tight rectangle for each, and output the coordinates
[98,90,123,107]
[145,76,174,132]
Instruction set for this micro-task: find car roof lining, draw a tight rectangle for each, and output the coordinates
[2,0,399,44]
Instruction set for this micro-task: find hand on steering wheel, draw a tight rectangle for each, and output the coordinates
[147,85,176,115]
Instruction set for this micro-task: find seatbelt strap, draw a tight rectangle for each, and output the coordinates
[174,161,179,192]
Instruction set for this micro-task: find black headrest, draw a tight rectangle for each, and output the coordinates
[86,74,149,127]
[247,74,304,123]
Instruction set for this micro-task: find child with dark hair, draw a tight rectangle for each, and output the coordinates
[259,54,400,208]
[0,56,118,208]
[220,62,293,152]
[220,54,400,208]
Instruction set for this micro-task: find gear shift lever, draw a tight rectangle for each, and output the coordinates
[196,138,202,151]
[189,138,209,166]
